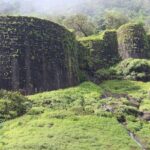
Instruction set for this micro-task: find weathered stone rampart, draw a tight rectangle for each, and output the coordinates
[117,23,149,59]
[0,16,79,94]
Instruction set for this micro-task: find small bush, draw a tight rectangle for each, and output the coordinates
[0,90,31,122]
[127,121,143,132]
[115,58,150,81]
[95,109,113,118]
[70,106,85,115]
[27,107,45,115]
[95,68,116,81]
[122,106,139,116]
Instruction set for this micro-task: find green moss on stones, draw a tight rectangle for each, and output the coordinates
[147,34,150,58]
[78,30,119,73]
[0,16,79,94]
[117,23,149,59]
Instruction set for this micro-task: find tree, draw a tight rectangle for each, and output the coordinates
[64,14,96,37]
[47,15,66,26]
[144,17,150,33]
[104,10,129,29]
[95,17,107,31]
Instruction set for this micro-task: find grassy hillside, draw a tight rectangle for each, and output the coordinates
[0,80,150,150]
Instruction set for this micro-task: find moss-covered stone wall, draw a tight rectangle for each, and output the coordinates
[0,16,79,94]
[147,34,150,58]
[78,31,119,73]
[117,23,149,59]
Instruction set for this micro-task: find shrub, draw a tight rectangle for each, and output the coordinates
[95,68,116,82]
[115,58,150,81]
[0,90,31,122]
[127,121,143,132]
[95,109,113,118]
[122,106,139,116]
[70,106,85,115]
[27,107,45,115]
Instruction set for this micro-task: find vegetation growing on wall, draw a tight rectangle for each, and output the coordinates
[78,30,119,80]
[117,23,149,59]
[0,16,79,94]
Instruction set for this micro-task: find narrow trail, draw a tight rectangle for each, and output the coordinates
[128,131,146,150]
[120,123,146,150]
[101,91,148,149]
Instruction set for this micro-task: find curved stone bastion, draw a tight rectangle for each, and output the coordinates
[0,16,79,94]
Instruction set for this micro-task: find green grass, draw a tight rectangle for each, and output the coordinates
[0,80,150,150]
[0,112,140,150]
[78,30,116,42]
[101,80,150,97]
[140,99,150,111]
[28,82,101,107]
[77,33,104,41]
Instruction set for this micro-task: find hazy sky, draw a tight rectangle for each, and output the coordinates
[1,0,84,15]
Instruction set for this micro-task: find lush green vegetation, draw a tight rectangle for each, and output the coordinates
[95,59,150,82]
[51,0,150,37]
[0,80,150,149]
[0,1,150,150]
[2,0,150,37]
[78,30,119,76]
[78,33,104,42]
[0,114,140,150]
[114,59,150,81]
[78,30,115,41]
[0,90,31,122]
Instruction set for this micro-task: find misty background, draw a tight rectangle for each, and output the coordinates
[0,0,150,17]
[0,0,84,16]
[1,0,150,37]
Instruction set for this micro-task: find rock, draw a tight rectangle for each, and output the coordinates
[101,104,115,112]
[141,112,150,121]
[101,92,140,109]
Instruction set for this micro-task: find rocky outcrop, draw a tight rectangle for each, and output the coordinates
[0,16,79,94]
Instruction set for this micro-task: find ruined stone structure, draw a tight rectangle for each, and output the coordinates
[0,17,149,93]
[78,23,150,76]
[78,30,120,72]
[117,23,149,59]
[0,16,79,94]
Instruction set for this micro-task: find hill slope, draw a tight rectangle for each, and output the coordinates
[0,80,150,149]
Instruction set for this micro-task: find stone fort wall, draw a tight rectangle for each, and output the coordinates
[117,23,149,59]
[0,16,79,94]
